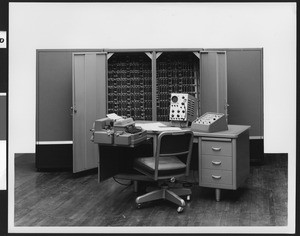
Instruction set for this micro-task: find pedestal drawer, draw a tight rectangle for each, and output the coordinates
[201,169,233,185]
[202,140,232,156]
[202,155,232,170]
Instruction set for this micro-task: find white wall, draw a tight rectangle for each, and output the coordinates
[8,3,296,154]
[8,3,296,234]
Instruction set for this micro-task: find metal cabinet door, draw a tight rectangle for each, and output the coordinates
[225,49,263,137]
[200,51,228,116]
[72,52,107,173]
[37,50,73,142]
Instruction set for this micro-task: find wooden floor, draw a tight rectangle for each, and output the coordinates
[14,154,287,226]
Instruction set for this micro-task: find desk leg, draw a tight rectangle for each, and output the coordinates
[134,181,138,193]
[152,135,158,155]
[215,188,221,201]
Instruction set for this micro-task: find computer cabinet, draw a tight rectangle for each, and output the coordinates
[105,49,227,122]
[36,48,262,173]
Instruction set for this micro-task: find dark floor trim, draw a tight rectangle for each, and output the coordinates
[35,144,72,171]
[250,139,264,165]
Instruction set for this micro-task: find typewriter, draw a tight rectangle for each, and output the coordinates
[91,117,147,146]
[113,118,147,146]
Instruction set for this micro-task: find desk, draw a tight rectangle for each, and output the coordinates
[96,139,152,183]
[96,121,250,201]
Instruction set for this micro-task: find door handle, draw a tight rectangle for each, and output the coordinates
[70,106,77,115]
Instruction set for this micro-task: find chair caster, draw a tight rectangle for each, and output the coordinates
[186,195,191,201]
[177,206,184,213]
[137,203,142,209]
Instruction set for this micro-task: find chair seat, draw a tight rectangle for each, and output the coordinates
[134,156,186,176]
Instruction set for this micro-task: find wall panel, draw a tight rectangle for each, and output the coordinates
[36,50,73,142]
[226,49,263,137]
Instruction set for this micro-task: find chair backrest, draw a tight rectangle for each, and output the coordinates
[154,130,194,179]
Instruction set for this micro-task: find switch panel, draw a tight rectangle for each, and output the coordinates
[191,112,228,133]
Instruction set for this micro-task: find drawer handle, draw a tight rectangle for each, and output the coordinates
[212,147,221,151]
[212,161,221,165]
[212,175,222,179]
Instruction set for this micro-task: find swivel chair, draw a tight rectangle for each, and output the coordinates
[133,131,194,213]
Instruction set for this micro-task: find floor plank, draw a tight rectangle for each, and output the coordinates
[14,153,288,226]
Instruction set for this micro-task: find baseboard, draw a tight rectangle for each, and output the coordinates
[250,139,264,165]
[35,144,72,171]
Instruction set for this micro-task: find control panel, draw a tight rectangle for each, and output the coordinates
[191,112,228,133]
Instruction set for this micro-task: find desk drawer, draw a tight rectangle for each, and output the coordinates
[202,140,232,156]
[201,169,232,185]
[202,155,232,170]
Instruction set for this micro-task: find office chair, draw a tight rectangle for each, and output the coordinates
[133,130,194,213]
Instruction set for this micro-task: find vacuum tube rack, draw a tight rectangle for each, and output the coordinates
[107,53,152,121]
[156,52,200,121]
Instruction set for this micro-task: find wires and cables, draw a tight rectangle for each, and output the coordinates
[112,176,132,187]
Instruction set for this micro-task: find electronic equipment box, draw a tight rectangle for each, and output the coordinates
[91,117,147,146]
[114,131,147,146]
[91,117,115,144]
[113,118,147,146]
[169,93,197,126]
[191,112,228,133]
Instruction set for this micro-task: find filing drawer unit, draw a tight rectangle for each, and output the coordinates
[196,125,250,201]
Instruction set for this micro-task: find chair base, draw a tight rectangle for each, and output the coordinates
[136,187,191,210]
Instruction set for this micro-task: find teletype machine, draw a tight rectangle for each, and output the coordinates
[91,116,147,146]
